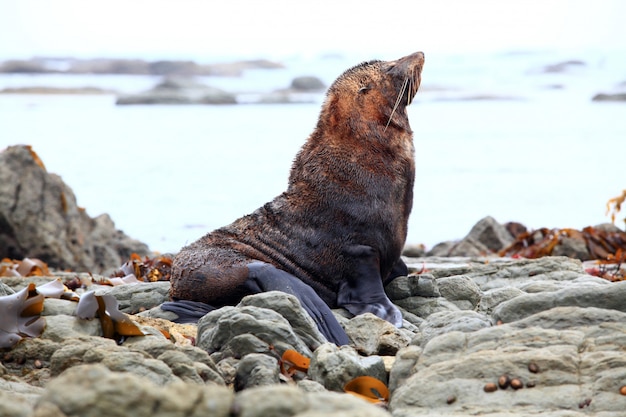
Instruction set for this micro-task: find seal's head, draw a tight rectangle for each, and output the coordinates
[320,51,424,135]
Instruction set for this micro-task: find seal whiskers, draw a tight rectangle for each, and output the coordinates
[384,76,409,132]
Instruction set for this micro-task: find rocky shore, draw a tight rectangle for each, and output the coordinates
[2,145,626,416]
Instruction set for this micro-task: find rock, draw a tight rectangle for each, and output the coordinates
[0,86,113,95]
[493,280,626,323]
[233,385,391,417]
[402,243,426,257]
[540,59,586,73]
[426,241,456,257]
[0,145,150,273]
[465,216,514,252]
[40,314,102,342]
[390,306,626,416]
[386,273,441,300]
[238,291,327,350]
[592,92,626,102]
[34,364,234,417]
[388,345,421,392]
[478,286,525,314]
[234,353,279,391]
[197,297,315,359]
[416,310,492,347]
[289,76,326,91]
[460,256,587,292]
[551,236,591,260]
[432,217,514,257]
[308,343,387,392]
[394,294,460,318]
[116,77,237,105]
[97,281,171,314]
[0,388,35,417]
[436,275,482,310]
[344,313,411,356]
[448,237,490,257]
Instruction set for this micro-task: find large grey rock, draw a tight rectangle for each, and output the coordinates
[238,291,327,350]
[465,216,514,252]
[34,364,233,417]
[416,310,492,347]
[478,286,525,314]
[0,388,35,417]
[493,280,626,323]
[390,306,626,417]
[308,343,387,392]
[0,145,149,273]
[234,353,280,391]
[197,292,321,359]
[233,385,392,417]
[394,295,460,318]
[344,312,411,356]
[386,273,440,300]
[436,275,482,310]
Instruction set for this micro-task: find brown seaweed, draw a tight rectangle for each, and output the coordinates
[111,253,172,282]
[75,291,144,343]
[0,283,46,348]
[0,257,51,277]
[344,376,390,405]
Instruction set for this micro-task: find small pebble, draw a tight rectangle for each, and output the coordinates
[34,359,43,369]
[526,381,536,388]
[510,378,523,390]
[498,374,510,389]
[528,362,540,373]
[578,398,592,409]
[484,383,498,393]
[446,395,457,404]
[620,386,626,396]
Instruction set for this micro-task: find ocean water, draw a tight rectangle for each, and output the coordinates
[1,50,625,254]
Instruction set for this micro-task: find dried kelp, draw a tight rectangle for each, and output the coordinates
[76,291,144,343]
[0,280,65,348]
[606,189,626,225]
[111,253,172,283]
[0,257,51,277]
[499,226,626,281]
[344,375,390,406]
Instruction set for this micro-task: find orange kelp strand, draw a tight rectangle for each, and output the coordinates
[344,376,390,404]
[280,349,310,376]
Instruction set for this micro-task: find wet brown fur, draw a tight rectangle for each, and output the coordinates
[170,52,425,309]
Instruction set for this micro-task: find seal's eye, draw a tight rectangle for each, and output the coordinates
[358,85,371,94]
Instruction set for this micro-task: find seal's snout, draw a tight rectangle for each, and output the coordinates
[387,51,425,105]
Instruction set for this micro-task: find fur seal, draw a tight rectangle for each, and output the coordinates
[166,51,425,345]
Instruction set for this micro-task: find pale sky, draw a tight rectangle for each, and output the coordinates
[1,0,625,60]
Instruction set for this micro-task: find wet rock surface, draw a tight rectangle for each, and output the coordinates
[3,253,626,416]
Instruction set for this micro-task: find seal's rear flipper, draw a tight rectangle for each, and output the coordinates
[246,262,350,346]
[338,245,403,327]
[161,300,216,324]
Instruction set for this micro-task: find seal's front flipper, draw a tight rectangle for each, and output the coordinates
[384,257,408,285]
[338,245,403,327]
[246,262,350,346]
